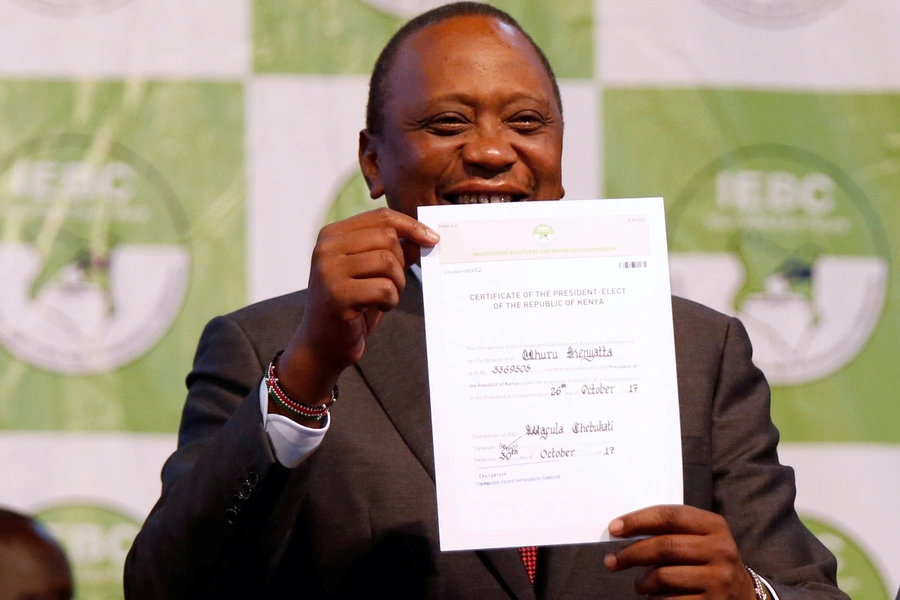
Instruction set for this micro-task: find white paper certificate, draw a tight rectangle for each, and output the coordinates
[418,198,682,551]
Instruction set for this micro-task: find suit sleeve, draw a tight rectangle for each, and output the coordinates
[710,316,848,600]
[123,315,296,599]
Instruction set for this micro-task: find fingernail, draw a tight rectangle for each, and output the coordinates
[604,553,617,570]
[608,519,624,535]
[424,227,440,242]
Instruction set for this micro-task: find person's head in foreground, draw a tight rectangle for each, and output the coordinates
[0,508,73,600]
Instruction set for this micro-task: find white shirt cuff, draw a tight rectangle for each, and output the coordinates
[758,575,780,600]
[259,379,329,468]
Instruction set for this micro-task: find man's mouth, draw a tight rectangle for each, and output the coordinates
[445,193,520,204]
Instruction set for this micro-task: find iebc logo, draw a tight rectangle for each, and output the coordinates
[698,0,847,29]
[38,503,141,599]
[0,134,191,374]
[359,0,454,19]
[7,0,134,18]
[668,144,889,385]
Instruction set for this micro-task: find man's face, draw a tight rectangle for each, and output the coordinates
[360,15,564,217]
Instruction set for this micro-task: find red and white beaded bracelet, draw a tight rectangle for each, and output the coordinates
[745,566,770,600]
[265,351,338,421]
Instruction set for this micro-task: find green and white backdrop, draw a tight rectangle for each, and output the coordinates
[0,1,896,598]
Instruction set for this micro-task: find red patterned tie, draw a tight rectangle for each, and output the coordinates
[519,546,538,584]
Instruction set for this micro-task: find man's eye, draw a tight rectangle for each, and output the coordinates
[427,115,468,135]
[509,113,545,132]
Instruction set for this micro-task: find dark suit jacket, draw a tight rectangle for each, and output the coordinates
[124,278,846,599]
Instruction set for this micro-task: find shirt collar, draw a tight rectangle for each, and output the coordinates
[409,263,422,284]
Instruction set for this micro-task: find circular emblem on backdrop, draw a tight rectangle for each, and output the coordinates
[667,144,889,385]
[359,0,457,19]
[533,224,554,245]
[0,134,191,374]
[36,503,141,598]
[7,0,134,18]
[801,515,891,599]
[698,0,847,29]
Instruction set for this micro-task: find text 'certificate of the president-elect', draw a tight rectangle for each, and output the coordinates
[418,198,682,552]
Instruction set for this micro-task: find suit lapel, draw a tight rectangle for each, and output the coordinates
[355,277,537,600]
[477,548,538,600]
[355,275,435,480]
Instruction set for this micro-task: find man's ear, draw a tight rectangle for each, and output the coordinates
[358,129,385,199]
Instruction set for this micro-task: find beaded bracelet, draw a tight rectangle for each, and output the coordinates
[745,566,769,600]
[265,351,338,421]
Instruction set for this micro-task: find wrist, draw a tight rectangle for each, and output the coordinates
[276,343,342,404]
[265,351,339,428]
[745,566,770,600]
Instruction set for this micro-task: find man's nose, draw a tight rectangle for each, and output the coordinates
[461,127,517,174]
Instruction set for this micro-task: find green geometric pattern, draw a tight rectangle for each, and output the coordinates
[254,0,594,78]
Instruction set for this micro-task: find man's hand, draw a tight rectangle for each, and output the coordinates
[604,505,757,600]
[274,208,439,413]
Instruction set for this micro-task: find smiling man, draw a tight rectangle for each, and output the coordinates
[124,4,846,599]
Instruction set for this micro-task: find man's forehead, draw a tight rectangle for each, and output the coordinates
[384,14,556,107]
[399,14,536,61]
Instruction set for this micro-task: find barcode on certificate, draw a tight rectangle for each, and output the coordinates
[619,261,647,269]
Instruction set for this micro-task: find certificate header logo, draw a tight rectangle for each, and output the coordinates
[533,224,555,245]
[436,216,647,265]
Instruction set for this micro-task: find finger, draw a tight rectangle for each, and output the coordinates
[340,277,402,314]
[400,238,422,269]
[604,535,711,571]
[317,225,406,268]
[609,505,723,538]
[370,206,440,247]
[635,565,706,597]
[325,207,440,248]
[340,249,407,293]
[640,564,754,600]
[362,308,382,338]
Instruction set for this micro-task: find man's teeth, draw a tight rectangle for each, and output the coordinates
[456,194,513,204]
